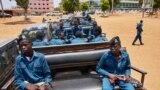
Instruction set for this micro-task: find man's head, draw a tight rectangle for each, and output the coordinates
[93,26,102,37]
[93,21,97,27]
[36,31,44,41]
[109,36,121,54]
[140,20,143,23]
[75,31,82,38]
[57,31,64,39]
[74,20,79,27]
[19,38,33,56]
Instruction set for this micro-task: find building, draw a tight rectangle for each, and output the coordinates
[29,0,54,15]
[80,0,140,10]
[118,0,139,9]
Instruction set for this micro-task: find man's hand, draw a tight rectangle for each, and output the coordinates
[124,76,131,82]
[44,84,52,90]
[108,74,118,83]
[26,83,39,90]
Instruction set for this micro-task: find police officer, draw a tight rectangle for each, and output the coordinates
[72,20,82,36]
[52,22,64,38]
[132,20,144,45]
[49,31,65,45]
[89,26,108,42]
[96,36,135,90]
[32,31,47,46]
[71,31,86,44]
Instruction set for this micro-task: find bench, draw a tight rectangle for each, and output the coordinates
[1,45,147,90]
[45,48,147,90]
[33,41,110,55]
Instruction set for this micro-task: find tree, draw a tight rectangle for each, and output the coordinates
[0,0,4,17]
[153,0,160,13]
[15,0,29,20]
[80,2,89,11]
[61,0,80,13]
[108,0,120,12]
[100,0,109,15]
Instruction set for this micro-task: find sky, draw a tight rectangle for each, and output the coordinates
[1,0,61,9]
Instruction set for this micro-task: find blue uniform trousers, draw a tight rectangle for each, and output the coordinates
[132,32,143,44]
[102,77,134,90]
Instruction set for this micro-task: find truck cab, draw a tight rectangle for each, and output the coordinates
[0,39,19,89]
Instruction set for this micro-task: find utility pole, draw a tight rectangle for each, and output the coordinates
[0,0,4,17]
[111,0,114,14]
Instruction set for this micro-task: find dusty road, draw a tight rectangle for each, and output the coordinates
[0,13,160,90]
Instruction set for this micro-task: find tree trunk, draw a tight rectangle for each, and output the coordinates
[0,0,4,18]
[24,9,27,20]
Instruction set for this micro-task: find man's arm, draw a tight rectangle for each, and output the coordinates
[14,58,27,90]
[42,55,52,83]
[125,54,131,76]
[96,52,110,76]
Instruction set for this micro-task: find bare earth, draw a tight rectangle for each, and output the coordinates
[0,13,160,90]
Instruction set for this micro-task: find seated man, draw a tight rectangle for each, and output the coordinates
[89,26,108,42]
[71,31,86,44]
[72,20,82,36]
[14,38,52,90]
[32,31,47,46]
[96,36,134,90]
[53,22,65,38]
[49,31,65,45]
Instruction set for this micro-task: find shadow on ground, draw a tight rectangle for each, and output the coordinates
[3,18,36,25]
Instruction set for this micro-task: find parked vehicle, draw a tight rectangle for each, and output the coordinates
[0,39,19,89]
[0,13,12,18]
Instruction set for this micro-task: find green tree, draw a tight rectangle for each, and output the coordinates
[80,2,89,11]
[139,0,143,7]
[15,0,29,20]
[61,0,80,13]
[153,0,160,13]
[108,0,120,12]
[0,0,4,17]
[100,0,109,15]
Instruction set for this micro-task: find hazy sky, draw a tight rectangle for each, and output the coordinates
[1,0,61,9]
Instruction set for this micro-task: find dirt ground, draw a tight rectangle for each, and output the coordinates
[0,13,160,90]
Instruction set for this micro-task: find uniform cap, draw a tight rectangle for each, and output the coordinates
[109,36,121,46]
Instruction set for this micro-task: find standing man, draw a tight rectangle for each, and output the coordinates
[14,38,52,90]
[96,36,134,90]
[132,20,144,45]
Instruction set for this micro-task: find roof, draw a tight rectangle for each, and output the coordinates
[0,38,16,48]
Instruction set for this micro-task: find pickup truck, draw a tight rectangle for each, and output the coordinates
[0,39,147,90]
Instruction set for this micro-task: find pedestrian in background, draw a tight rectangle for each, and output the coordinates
[132,20,144,45]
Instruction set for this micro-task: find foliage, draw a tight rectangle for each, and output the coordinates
[60,0,80,13]
[100,0,109,12]
[139,0,143,7]
[153,0,160,12]
[15,0,29,20]
[80,2,89,11]
[108,0,120,11]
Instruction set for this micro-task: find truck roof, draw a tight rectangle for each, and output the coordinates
[0,38,16,48]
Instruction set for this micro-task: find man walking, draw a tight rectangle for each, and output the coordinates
[132,20,144,45]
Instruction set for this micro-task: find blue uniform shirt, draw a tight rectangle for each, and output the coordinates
[90,35,108,42]
[32,39,47,46]
[71,38,86,44]
[49,38,65,45]
[96,50,131,77]
[14,51,52,90]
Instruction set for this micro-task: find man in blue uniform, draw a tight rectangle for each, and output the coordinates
[71,31,86,44]
[96,36,134,90]
[89,26,108,42]
[132,20,144,45]
[72,20,82,36]
[32,31,47,46]
[49,31,65,45]
[14,39,52,90]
